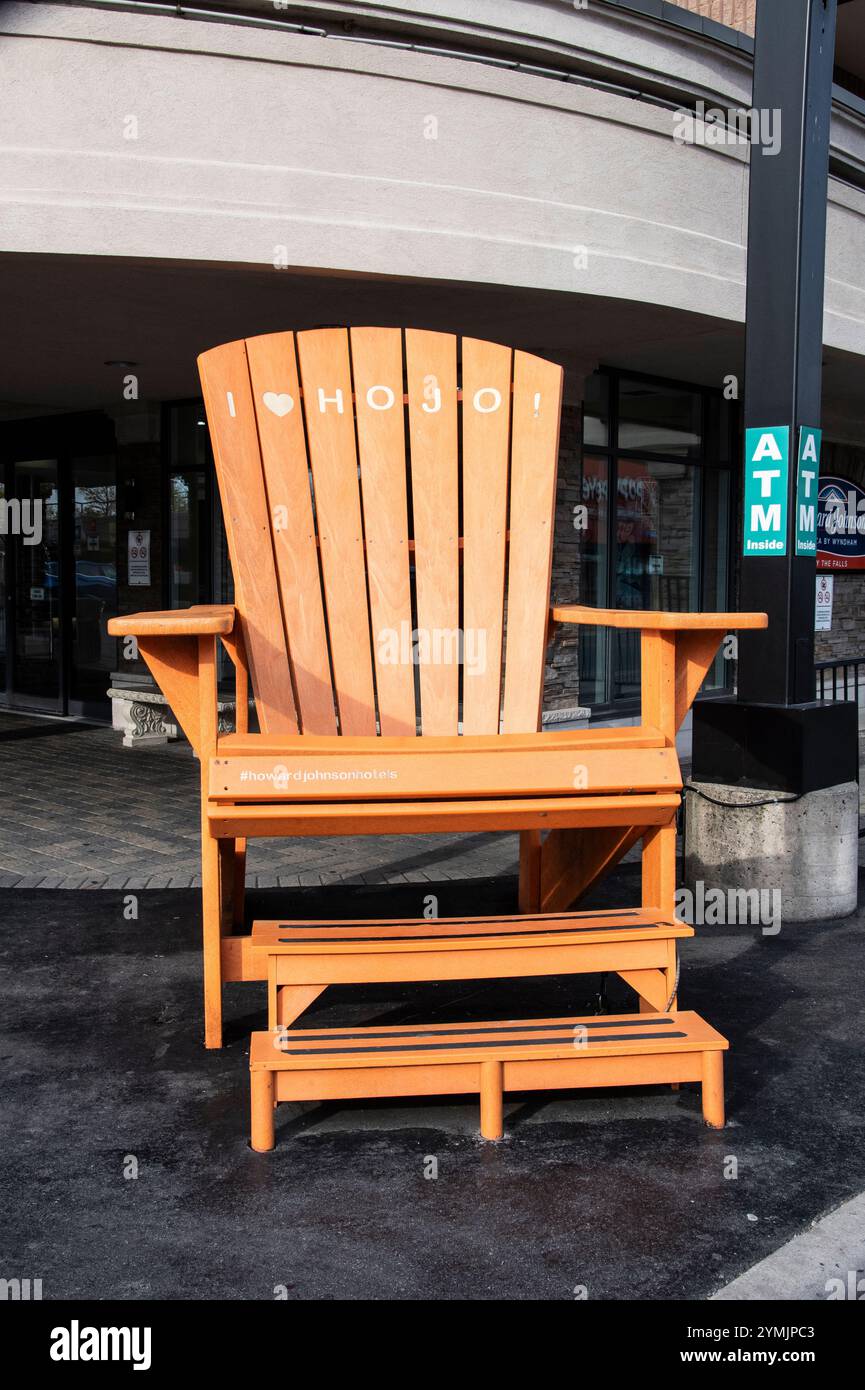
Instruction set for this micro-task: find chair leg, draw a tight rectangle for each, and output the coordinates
[479,1060,504,1140]
[518,831,541,913]
[250,1069,275,1151]
[201,830,223,1050]
[701,1051,725,1129]
[233,836,247,929]
[641,822,677,917]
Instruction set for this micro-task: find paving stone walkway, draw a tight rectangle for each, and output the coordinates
[0,711,518,888]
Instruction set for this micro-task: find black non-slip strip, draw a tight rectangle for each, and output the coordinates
[278,1017,675,1044]
[275,908,647,931]
[276,921,667,944]
[277,1031,688,1057]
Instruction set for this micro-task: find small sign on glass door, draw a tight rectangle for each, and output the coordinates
[128,529,151,588]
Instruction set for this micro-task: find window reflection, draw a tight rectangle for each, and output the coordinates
[169,470,207,608]
[0,475,5,689]
[578,455,609,707]
[168,404,233,688]
[583,374,610,449]
[579,373,732,710]
[72,459,117,703]
[618,378,702,457]
[12,460,60,705]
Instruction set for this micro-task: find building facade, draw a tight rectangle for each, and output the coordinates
[1,0,864,723]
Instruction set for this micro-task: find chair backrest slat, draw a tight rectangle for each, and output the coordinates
[501,350,564,733]
[246,332,337,735]
[350,327,416,736]
[405,329,460,736]
[461,336,512,735]
[198,338,299,733]
[199,329,563,741]
[296,329,378,736]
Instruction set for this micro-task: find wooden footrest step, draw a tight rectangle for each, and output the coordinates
[249,1009,728,1150]
[248,908,693,1024]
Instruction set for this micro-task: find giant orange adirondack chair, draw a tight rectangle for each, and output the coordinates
[109,328,766,1143]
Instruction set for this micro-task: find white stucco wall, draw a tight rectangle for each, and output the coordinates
[1,2,864,357]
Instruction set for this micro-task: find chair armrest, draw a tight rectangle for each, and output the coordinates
[108,605,236,638]
[107,606,238,753]
[551,605,767,738]
[550,605,767,632]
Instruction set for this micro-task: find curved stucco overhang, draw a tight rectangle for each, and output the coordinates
[1,1,865,359]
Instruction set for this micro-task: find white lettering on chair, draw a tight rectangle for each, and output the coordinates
[366,385,396,411]
[263,392,295,417]
[226,391,236,418]
[317,387,344,414]
[472,388,502,414]
[533,392,541,418]
[421,374,441,414]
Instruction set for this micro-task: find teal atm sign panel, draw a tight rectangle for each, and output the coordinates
[794,427,821,557]
[743,426,789,556]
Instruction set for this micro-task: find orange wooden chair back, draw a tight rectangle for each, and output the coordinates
[198,329,563,739]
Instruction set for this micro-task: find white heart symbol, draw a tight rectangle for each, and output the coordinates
[263,392,294,417]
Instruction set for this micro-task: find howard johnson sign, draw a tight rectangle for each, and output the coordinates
[817,477,865,571]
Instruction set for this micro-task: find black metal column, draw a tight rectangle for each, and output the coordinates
[693,0,859,795]
[737,0,837,706]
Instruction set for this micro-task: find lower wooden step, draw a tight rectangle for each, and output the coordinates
[249,1009,728,1150]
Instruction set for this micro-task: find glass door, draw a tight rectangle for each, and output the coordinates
[70,458,118,715]
[578,371,735,715]
[613,458,700,701]
[167,402,233,687]
[0,472,6,695]
[11,459,62,711]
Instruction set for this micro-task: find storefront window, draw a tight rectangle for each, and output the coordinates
[615,460,699,612]
[580,373,733,711]
[167,403,233,683]
[71,458,117,706]
[578,455,610,707]
[169,401,209,471]
[169,469,208,608]
[12,459,60,709]
[618,377,702,457]
[583,374,610,449]
[701,465,732,692]
[0,474,5,693]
